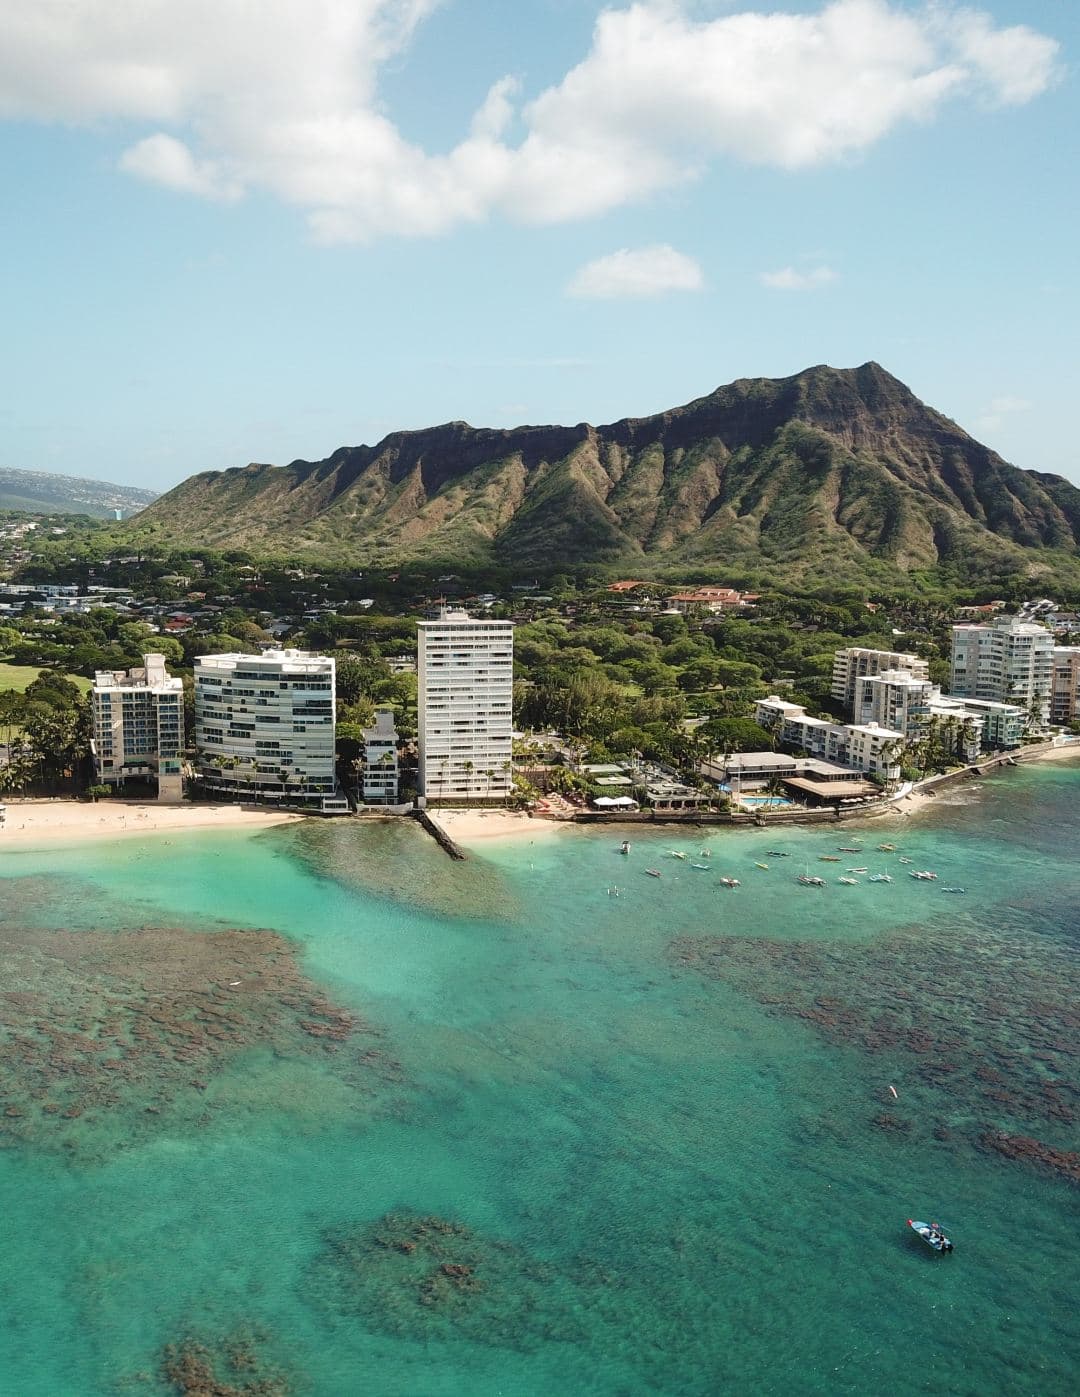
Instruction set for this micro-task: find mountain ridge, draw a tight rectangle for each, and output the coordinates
[0,467,157,518]
[128,363,1080,582]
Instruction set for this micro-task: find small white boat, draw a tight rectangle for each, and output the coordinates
[909,870,938,881]
[645,868,662,879]
[847,866,869,873]
[691,862,712,871]
[898,856,914,865]
[837,876,859,886]
[868,873,893,884]
[941,886,966,894]
[719,876,741,888]
[877,843,896,852]
[669,850,688,860]
[797,874,827,887]
[755,862,769,870]
[619,841,631,855]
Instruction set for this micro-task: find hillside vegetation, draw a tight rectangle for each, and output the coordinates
[0,468,157,518]
[128,363,1080,585]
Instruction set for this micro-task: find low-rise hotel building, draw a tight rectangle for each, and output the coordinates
[91,653,184,801]
[755,696,903,782]
[194,649,340,807]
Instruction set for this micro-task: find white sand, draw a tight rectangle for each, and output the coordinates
[0,799,304,850]
[432,808,563,846]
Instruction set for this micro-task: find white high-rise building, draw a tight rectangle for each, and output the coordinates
[194,649,339,805]
[950,616,1053,727]
[418,608,513,802]
[831,647,929,714]
[91,653,184,801]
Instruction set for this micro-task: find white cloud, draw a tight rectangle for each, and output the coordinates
[0,1,1061,242]
[760,265,838,291]
[119,134,241,201]
[976,394,1032,433]
[567,245,705,299]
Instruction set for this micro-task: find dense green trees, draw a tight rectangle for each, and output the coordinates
[0,671,89,793]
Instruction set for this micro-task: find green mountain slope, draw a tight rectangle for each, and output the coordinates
[128,363,1080,581]
[0,467,157,518]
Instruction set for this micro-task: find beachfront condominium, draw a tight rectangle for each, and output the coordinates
[830,647,929,715]
[418,607,513,802]
[1051,647,1080,724]
[361,707,400,805]
[91,653,184,801]
[950,616,1053,727]
[194,649,338,806]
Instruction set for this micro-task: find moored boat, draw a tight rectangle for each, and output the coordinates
[908,1219,953,1253]
[645,868,662,879]
[797,874,827,887]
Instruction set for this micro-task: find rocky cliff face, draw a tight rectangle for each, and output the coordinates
[130,363,1080,578]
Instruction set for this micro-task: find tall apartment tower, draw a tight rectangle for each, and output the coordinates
[830,647,929,715]
[361,708,400,805]
[1051,647,1080,724]
[91,653,184,801]
[194,649,339,806]
[417,608,514,802]
[950,617,1053,726]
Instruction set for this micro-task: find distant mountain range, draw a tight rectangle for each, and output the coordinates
[127,363,1080,583]
[0,467,157,518]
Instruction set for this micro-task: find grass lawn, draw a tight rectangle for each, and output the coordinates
[0,661,92,694]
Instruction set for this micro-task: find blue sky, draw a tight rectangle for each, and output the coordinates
[0,0,1077,492]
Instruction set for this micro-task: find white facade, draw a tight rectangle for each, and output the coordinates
[361,708,400,804]
[831,647,929,714]
[91,653,184,801]
[950,617,1053,727]
[194,649,337,803]
[418,608,513,801]
[755,697,903,781]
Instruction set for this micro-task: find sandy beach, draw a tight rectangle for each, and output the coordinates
[0,799,304,850]
[432,808,564,847]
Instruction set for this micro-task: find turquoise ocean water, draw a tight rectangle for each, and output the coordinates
[0,763,1077,1394]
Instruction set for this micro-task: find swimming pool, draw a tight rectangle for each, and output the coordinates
[737,795,795,808]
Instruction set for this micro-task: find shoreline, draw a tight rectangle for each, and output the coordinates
[0,799,305,851]
[433,741,1080,845]
[429,808,565,848]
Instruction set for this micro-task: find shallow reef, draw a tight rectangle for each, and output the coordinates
[312,1211,621,1353]
[0,916,404,1155]
[671,917,1079,1181]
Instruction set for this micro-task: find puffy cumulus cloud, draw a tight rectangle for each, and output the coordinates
[0,1,1061,241]
[567,245,705,299]
[119,134,241,201]
[760,265,838,290]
